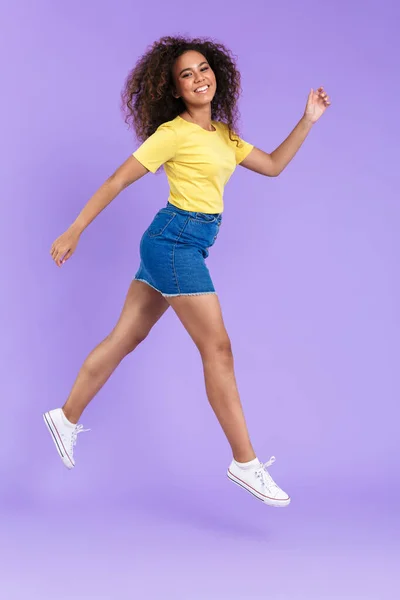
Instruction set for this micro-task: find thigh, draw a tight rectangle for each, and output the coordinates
[166,294,231,356]
[108,280,169,351]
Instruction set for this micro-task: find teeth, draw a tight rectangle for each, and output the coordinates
[195,85,209,93]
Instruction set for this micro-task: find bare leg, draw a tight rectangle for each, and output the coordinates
[165,294,256,463]
[62,281,169,423]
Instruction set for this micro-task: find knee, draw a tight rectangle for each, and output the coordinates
[124,331,150,354]
[200,336,233,361]
[124,336,147,355]
[107,330,149,356]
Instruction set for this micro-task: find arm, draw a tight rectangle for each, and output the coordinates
[71,155,149,235]
[240,117,313,177]
[69,122,176,235]
[240,87,331,177]
[51,123,176,267]
[50,156,148,267]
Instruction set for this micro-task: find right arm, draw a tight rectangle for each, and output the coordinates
[50,156,148,267]
[71,155,149,235]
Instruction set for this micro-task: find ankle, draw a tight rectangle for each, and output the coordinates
[233,450,257,463]
[62,407,79,425]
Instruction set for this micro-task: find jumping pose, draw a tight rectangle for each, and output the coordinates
[45,36,330,507]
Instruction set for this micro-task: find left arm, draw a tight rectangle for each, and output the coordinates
[240,87,331,177]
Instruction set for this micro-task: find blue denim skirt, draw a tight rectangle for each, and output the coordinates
[134,202,223,297]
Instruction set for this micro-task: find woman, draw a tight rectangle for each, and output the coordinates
[44,35,330,508]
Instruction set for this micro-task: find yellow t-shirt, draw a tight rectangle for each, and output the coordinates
[132,115,254,214]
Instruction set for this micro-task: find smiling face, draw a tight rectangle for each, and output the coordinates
[172,50,217,108]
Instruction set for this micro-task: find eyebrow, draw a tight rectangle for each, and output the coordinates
[179,61,208,76]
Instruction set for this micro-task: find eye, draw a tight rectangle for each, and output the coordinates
[201,66,209,71]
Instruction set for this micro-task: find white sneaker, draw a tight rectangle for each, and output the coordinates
[227,456,291,507]
[43,408,90,469]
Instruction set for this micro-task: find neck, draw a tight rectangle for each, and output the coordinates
[181,104,214,131]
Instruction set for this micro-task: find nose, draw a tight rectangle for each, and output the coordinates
[194,72,205,84]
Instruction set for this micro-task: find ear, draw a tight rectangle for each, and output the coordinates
[172,89,180,99]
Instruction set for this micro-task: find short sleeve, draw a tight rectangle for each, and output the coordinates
[132,122,177,173]
[220,123,254,164]
[234,137,254,164]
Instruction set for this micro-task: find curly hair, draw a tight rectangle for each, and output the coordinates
[121,35,243,145]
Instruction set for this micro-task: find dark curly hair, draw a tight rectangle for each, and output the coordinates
[121,35,243,145]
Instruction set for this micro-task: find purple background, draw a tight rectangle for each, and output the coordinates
[1,0,399,597]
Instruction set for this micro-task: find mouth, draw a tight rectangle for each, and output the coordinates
[194,84,210,94]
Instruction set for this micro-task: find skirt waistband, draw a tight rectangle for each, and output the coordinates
[166,201,222,219]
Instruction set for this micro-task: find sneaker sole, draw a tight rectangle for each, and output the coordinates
[43,412,74,469]
[227,470,291,507]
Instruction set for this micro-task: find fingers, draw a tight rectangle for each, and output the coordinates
[50,228,80,267]
[61,250,71,265]
[50,242,69,267]
[50,248,60,265]
[317,86,331,106]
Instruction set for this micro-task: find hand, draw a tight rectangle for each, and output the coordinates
[303,86,331,124]
[50,225,81,267]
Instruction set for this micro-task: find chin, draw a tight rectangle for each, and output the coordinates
[191,93,216,105]
[197,97,214,105]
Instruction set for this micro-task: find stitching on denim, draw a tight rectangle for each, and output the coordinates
[134,278,216,298]
[148,212,176,238]
[189,217,217,224]
[171,216,190,294]
[163,291,217,297]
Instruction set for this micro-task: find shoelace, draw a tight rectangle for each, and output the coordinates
[70,424,90,451]
[254,456,279,492]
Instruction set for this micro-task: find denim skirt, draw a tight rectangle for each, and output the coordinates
[134,202,223,297]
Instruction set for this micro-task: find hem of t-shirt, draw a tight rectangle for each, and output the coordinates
[237,144,254,165]
[132,151,158,174]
